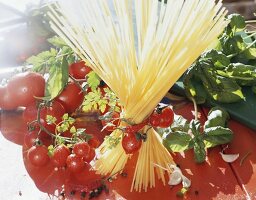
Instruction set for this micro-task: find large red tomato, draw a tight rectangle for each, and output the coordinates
[0,85,18,110]
[23,102,38,123]
[56,82,84,114]
[7,72,45,106]
[69,61,92,79]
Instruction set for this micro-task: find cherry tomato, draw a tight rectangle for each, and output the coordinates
[51,145,71,168]
[149,106,174,128]
[88,137,100,148]
[101,112,120,132]
[7,72,45,107]
[66,154,85,173]
[56,82,84,114]
[83,148,96,163]
[149,112,160,127]
[69,61,92,79]
[24,129,39,148]
[73,142,90,157]
[0,85,18,110]
[24,126,52,147]
[122,133,142,154]
[27,145,49,167]
[158,107,174,128]
[40,101,66,134]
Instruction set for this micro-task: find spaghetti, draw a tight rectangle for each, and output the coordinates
[47,0,228,192]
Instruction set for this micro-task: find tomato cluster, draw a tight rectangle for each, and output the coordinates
[25,135,99,171]
[120,106,174,155]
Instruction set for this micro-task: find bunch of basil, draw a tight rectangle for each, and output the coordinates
[162,107,233,163]
[184,14,256,104]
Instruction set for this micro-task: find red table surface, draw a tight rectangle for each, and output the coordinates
[0,103,255,200]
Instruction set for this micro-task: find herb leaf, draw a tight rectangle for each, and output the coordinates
[162,131,192,152]
[203,126,233,148]
[204,107,230,129]
[87,71,101,91]
[45,56,69,100]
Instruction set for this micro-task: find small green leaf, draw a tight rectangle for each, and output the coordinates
[47,36,68,48]
[193,136,206,163]
[204,107,230,129]
[170,114,190,132]
[162,131,192,152]
[227,14,246,33]
[68,117,75,125]
[62,113,69,120]
[46,115,57,124]
[204,126,233,148]
[70,126,76,134]
[87,71,101,90]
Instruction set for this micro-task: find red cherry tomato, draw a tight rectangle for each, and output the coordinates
[24,129,39,148]
[83,148,96,163]
[69,61,92,79]
[40,101,66,134]
[73,142,90,157]
[56,82,84,114]
[88,137,100,148]
[24,128,52,148]
[149,112,161,127]
[122,133,142,154]
[158,107,174,128]
[7,72,45,107]
[51,145,71,168]
[101,112,120,132]
[0,85,18,110]
[66,154,85,173]
[27,145,49,167]
[149,106,174,128]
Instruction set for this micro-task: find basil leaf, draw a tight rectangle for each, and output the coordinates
[220,35,246,56]
[192,135,206,163]
[45,56,69,100]
[170,114,190,132]
[227,14,246,33]
[203,126,233,148]
[202,50,230,69]
[224,63,256,86]
[162,131,192,152]
[204,107,230,129]
[183,65,207,104]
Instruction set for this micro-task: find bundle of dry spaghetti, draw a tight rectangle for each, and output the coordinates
[47,0,228,192]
